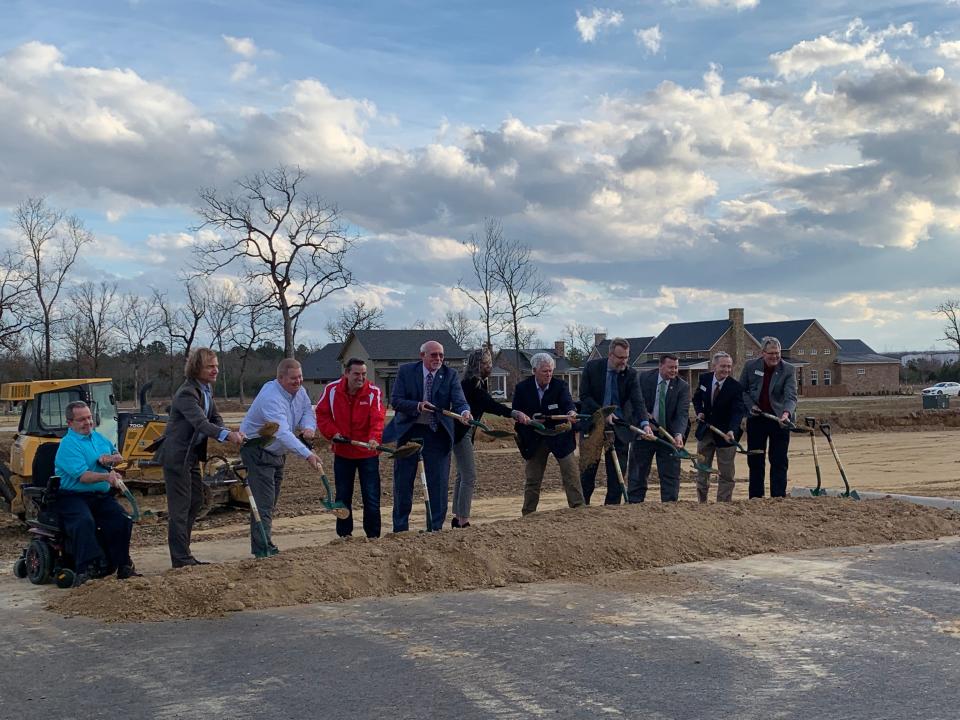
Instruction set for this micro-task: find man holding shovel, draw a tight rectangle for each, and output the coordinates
[739,337,797,498]
[240,359,322,557]
[578,337,650,504]
[316,358,386,538]
[692,352,746,502]
[384,340,472,532]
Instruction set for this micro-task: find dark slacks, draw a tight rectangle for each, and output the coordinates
[746,415,790,498]
[56,491,132,574]
[580,440,629,505]
[393,424,451,532]
[628,440,681,502]
[333,455,381,538]
[240,445,285,556]
[164,460,204,567]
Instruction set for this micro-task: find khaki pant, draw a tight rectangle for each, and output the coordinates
[522,445,585,515]
[696,434,737,502]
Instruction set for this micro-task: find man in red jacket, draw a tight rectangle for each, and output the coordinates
[316,358,386,538]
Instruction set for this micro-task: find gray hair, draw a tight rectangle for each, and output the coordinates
[65,400,89,422]
[760,337,782,352]
[712,351,732,364]
[530,352,555,371]
[419,340,443,353]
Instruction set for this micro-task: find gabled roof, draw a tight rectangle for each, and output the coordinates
[348,330,466,361]
[744,319,837,350]
[497,348,574,373]
[595,336,654,365]
[301,342,345,381]
[643,320,731,354]
[835,339,899,364]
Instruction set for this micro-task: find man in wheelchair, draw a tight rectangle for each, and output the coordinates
[53,400,139,587]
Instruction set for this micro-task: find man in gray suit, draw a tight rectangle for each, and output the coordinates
[159,347,244,568]
[628,354,689,502]
[739,336,797,498]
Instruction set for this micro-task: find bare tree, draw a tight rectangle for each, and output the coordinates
[441,309,479,349]
[73,281,118,376]
[563,322,596,366]
[231,286,278,404]
[155,281,208,393]
[115,293,162,402]
[456,218,509,349]
[204,283,240,398]
[193,165,355,357]
[14,198,92,378]
[325,299,384,343]
[490,231,552,355]
[934,300,960,353]
[60,312,90,377]
[0,250,31,351]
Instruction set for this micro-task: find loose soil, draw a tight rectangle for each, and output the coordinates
[50,498,960,622]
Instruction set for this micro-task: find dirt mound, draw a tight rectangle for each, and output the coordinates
[819,409,960,432]
[50,498,960,623]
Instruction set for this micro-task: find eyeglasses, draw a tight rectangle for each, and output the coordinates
[611,353,629,361]
[427,352,444,358]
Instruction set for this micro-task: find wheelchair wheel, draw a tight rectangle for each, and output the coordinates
[25,539,53,585]
[55,568,76,589]
[12,557,27,579]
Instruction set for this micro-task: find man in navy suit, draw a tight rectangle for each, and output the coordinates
[692,352,746,502]
[385,340,472,532]
[628,353,689,502]
[512,353,585,515]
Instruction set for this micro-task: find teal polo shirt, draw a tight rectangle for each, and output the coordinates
[54,428,117,493]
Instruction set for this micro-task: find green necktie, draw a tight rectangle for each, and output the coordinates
[657,380,667,427]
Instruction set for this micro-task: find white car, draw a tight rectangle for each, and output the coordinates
[921,382,960,396]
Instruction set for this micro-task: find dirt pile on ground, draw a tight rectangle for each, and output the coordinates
[50,498,960,623]
[816,409,960,432]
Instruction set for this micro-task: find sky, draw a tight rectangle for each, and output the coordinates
[3,0,960,353]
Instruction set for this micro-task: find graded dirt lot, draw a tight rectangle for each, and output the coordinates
[3,398,960,625]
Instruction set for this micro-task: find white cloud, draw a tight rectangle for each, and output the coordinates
[678,0,759,9]
[230,61,256,82]
[938,40,960,62]
[635,25,662,54]
[575,8,623,43]
[222,35,258,58]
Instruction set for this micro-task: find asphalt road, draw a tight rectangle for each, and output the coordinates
[2,538,958,720]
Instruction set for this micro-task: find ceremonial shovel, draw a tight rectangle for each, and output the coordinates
[438,409,516,438]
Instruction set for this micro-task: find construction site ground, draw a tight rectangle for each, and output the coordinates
[2,397,959,719]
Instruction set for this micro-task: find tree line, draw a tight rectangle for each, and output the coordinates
[0,165,559,395]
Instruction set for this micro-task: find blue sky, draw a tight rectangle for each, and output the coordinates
[3,0,960,354]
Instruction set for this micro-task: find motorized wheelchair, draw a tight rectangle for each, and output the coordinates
[12,442,81,588]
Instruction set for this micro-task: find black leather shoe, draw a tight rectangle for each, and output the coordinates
[451,517,461,528]
[117,564,143,580]
[71,571,91,588]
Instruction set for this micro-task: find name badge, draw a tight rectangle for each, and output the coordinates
[754,370,764,377]
[699,385,706,392]
[548,403,559,410]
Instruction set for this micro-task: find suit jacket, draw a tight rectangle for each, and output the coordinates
[739,358,797,421]
[639,370,690,438]
[158,378,224,472]
[692,372,746,446]
[512,376,577,460]
[578,357,648,446]
[383,361,469,446]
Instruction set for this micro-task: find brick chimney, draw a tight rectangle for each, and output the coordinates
[729,308,745,372]
[554,340,566,358]
[594,332,606,347]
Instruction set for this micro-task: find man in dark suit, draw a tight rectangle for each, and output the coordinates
[384,339,471,532]
[739,336,798,498]
[692,351,746,502]
[159,347,244,568]
[578,337,651,504]
[512,353,586,515]
[628,353,690,502]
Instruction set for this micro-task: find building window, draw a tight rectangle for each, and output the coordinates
[810,349,818,356]
[797,348,804,355]
[857,367,866,376]
[823,348,831,355]
[823,370,832,386]
[810,370,819,386]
